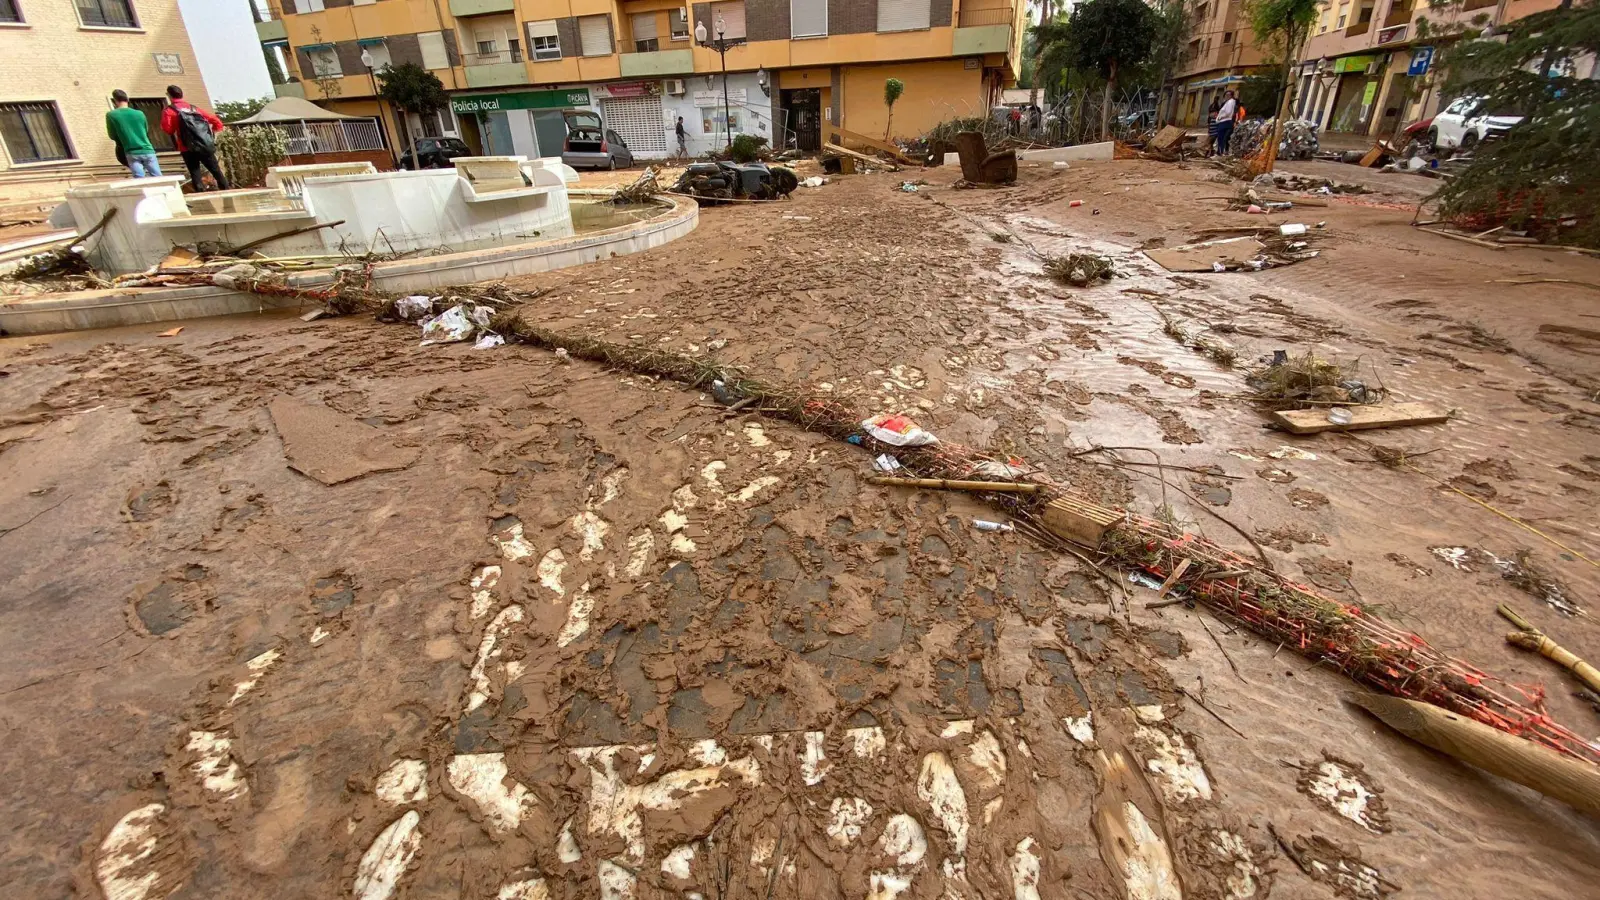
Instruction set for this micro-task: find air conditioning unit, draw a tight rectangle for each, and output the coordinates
[665,79,686,95]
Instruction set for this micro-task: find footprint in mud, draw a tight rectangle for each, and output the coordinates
[1288,488,1329,511]
[1256,466,1296,484]
[1280,831,1399,899]
[129,564,214,636]
[1255,527,1327,553]
[1298,556,1354,593]
[309,571,356,617]
[1291,753,1391,833]
[95,803,191,900]
[1383,552,1432,578]
[324,388,370,415]
[124,480,176,522]
[1446,475,1497,501]
[180,427,263,466]
[1189,476,1232,506]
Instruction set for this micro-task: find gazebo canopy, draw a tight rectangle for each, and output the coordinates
[233,96,364,124]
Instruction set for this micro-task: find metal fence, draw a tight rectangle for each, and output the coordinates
[958,5,1014,27]
[274,119,386,155]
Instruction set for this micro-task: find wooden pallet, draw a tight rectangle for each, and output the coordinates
[1039,494,1122,548]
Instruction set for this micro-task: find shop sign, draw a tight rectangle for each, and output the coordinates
[1332,54,1379,74]
[593,82,661,100]
[693,88,747,107]
[451,89,592,114]
[1408,46,1434,76]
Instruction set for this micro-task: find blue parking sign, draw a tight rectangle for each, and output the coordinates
[1408,47,1434,76]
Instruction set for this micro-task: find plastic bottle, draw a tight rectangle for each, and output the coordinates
[974,520,1015,533]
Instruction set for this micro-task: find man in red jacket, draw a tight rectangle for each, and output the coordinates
[159,85,230,192]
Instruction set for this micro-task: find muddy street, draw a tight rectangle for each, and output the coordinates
[2,159,1598,900]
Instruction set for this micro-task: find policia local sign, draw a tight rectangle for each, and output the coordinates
[451,89,592,114]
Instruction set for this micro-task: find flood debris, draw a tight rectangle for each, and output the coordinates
[1045,252,1115,286]
[1274,827,1398,900]
[613,166,662,204]
[1244,352,1384,411]
[1499,604,1600,692]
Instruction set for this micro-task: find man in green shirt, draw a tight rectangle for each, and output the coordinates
[106,90,162,178]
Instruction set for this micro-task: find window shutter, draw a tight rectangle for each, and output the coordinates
[579,14,612,55]
[632,13,658,41]
[709,1,747,40]
[876,0,930,32]
[791,0,826,37]
[526,19,559,38]
[417,31,450,70]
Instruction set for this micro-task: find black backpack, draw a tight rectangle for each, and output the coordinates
[174,103,215,152]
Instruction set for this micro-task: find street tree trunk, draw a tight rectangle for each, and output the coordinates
[1027,0,1052,112]
[1263,28,1303,174]
[1100,59,1117,141]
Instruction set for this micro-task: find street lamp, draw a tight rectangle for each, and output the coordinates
[695,15,746,150]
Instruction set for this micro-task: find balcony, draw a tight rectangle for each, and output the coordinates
[958,5,1014,26]
[953,23,1014,56]
[449,0,515,15]
[273,81,306,99]
[464,49,528,88]
[1382,3,1414,28]
[1345,8,1375,35]
[619,48,694,77]
[251,1,286,41]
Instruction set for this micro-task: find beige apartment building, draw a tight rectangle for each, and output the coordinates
[0,0,215,204]
[1295,0,1563,139]
[255,0,1026,164]
[1167,0,1273,126]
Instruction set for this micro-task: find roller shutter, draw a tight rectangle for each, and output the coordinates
[601,94,669,155]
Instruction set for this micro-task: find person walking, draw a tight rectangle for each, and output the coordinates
[159,85,229,192]
[1213,90,1239,156]
[106,90,161,178]
[674,115,687,158]
[1204,97,1222,155]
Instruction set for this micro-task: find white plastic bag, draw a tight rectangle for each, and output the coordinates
[861,414,938,447]
[394,295,435,320]
[420,305,478,345]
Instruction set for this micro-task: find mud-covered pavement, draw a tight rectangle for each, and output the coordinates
[2,159,1599,900]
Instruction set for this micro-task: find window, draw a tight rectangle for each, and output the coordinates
[632,12,658,52]
[702,109,741,134]
[476,39,496,55]
[792,0,826,37]
[361,40,391,70]
[0,0,22,24]
[877,0,930,33]
[527,20,561,60]
[1223,31,1233,43]
[130,98,177,151]
[670,8,689,40]
[294,0,325,11]
[578,14,612,56]
[1337,14,1347,26]
[76,0,137,28]
[0,101,73,163]
[307,46,342,77]
[709,1,747,40]
[418,31,451,69]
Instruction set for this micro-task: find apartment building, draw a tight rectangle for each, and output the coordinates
[255,0,1026,163]
[1295,0,1560,139]
[1167,0,1272,126]
[0,0,215,203]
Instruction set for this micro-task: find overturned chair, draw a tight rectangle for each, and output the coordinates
[953,132,1017,185]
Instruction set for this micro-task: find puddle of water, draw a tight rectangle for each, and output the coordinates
[571,199,673,233]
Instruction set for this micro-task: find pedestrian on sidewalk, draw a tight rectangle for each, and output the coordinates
[1213,90,1239,156]
[675,116,687,158]
[159,85,230,192]
[106,90,161,178]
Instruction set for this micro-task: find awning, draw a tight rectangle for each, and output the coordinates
[232,96,366,124]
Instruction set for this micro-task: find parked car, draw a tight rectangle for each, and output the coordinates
[558,111,633,170]
[397,137,472,170]
[1428,97,1523,154]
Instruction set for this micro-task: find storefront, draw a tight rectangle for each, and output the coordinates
[450,88,597,159]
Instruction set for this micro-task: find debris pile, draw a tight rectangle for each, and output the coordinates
[1229,118,1321,161]
[612,166,662,204]
[1045,252,1115,286]
[1244,351,1383,409]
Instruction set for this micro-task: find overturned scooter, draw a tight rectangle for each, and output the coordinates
[672,161,799,204]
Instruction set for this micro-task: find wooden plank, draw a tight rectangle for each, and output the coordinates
[1269,401,1450,434]
[1147,124,1187,152]
[822,142,898,172]
[827,125,920,166]
[1144,236,1264,273]
[1358,145,1385,167]
[866,476,1043,494]
[1259,193,1328,207]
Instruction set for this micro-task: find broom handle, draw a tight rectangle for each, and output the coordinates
[1506,631,1600,694]
[865,476,1043,494]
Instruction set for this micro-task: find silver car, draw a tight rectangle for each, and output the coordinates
[559,111,634,170]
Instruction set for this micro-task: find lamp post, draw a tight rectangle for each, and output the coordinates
[694,15,746,150]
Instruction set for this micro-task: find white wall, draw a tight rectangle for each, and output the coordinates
[659,73,774,158]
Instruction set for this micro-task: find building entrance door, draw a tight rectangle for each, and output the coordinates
[782,88,821,153]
